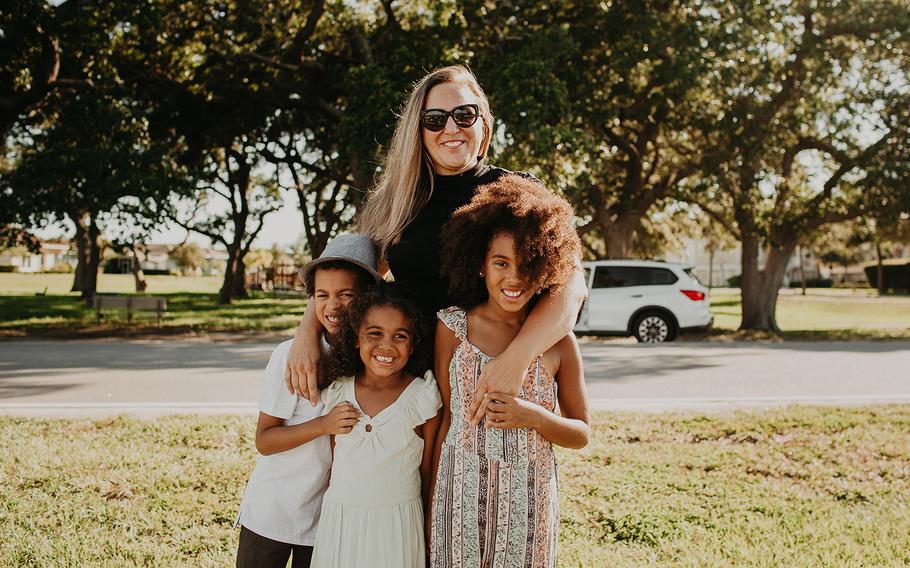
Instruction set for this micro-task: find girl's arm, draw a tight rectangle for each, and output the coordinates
[468,267,587,424]
[285,301,324,404]
[255,402,361,456]
[427,320,457,541]
[419,413,440,512]
[485,333,590,449]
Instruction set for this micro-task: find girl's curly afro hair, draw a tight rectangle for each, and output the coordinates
[321,281,431,386]
[440,173,582,309]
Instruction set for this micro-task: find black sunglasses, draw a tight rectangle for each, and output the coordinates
[419,104,480,132]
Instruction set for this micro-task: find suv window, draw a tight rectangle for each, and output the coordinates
[592,266,638,288]
[684,267,704,286]
[592,265,678,288]
[640,267,678,285]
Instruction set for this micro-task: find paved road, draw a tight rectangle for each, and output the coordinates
[1,338,908,416]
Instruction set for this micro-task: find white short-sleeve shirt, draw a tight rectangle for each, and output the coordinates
[236,339,332,545]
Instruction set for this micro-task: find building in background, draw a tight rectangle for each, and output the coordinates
[665,239,826,287]
[0,241,73,272]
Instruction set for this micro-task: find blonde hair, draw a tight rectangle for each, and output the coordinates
[358,65,494,259]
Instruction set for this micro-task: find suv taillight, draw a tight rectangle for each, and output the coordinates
[681,290,705,301]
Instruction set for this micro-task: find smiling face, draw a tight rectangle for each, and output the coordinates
[357,304,414,379]
[313,267,360,335]
[421,82,487,176]
[483,232,535,313]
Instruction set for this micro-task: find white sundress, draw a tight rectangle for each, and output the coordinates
[311,372,442,568]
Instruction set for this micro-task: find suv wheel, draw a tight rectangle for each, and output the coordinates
[632,311,677,343]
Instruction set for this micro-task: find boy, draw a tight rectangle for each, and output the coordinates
[235,233,382,568]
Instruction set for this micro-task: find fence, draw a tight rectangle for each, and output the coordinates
[245,264,303,292]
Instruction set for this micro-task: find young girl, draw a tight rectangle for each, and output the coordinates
[429,175,591,568]
[311,282,442,568]
[235,234,381,568]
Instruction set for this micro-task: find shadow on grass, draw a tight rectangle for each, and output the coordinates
[0,292,306,338]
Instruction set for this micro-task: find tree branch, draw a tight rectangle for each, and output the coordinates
[288,0,326,62]
[687,197,740,239]
[380,0,401,29]
[806,128,894,212]
[348,28,374,66]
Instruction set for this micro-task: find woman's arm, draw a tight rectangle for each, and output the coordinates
[469,267,587,424]
[287,254,388,403]
[485,334,590,449]
[427,320,457,542]
[255,402,362,455]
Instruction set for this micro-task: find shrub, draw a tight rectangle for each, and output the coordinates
[789,278,833,288]
[864,263,910,292]
[103,259,125,274]
[142,268,175,276]
[0,265,17,273]
[44,263,74,273]
[727,274,741,287]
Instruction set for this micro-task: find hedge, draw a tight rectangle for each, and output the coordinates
[864,263,910,292]
[789,278,834,288]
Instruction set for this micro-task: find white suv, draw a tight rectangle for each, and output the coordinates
[573,260,713,342]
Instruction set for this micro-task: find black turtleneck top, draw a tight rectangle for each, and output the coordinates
[387,162,508,317]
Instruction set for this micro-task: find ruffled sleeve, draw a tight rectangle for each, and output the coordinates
[404,371,443,428]
[320,377,352,416]
[437,306,467,341]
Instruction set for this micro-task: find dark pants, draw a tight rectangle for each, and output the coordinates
[236,525,314,568]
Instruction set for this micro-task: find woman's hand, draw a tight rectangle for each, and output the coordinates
[483,392,544,430]
[285,332,321,405]
[467,349,531,425]
[320,402,362,435]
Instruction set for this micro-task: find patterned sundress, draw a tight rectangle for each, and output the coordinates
[430,307,559,568]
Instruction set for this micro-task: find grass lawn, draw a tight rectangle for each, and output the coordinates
[0,273,303,337]
[0,273,223,294]
[707,287,910,340]
[2,274,909,339]
[1,406,907,567]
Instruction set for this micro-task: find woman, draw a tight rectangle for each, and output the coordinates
[285,65,586,425]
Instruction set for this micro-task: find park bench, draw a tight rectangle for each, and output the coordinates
[93,295,167,326]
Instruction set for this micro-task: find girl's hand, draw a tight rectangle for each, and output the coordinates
[468,350,530,425]
[483,393,543,430]
[321,402,361,435]
[286,333,321,405]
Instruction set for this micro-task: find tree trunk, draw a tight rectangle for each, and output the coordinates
[708,247,715,289]
[84,220,102,301]
[232,255,248,299]
[603,218,635,259]
[130,244,148,292]
[71,216,87,293]
[219,245,242,305]
[875,242,885,294]
[739,235,796,332]
[68,211,102,300]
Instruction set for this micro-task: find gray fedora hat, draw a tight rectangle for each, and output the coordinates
[298,233,383,293]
